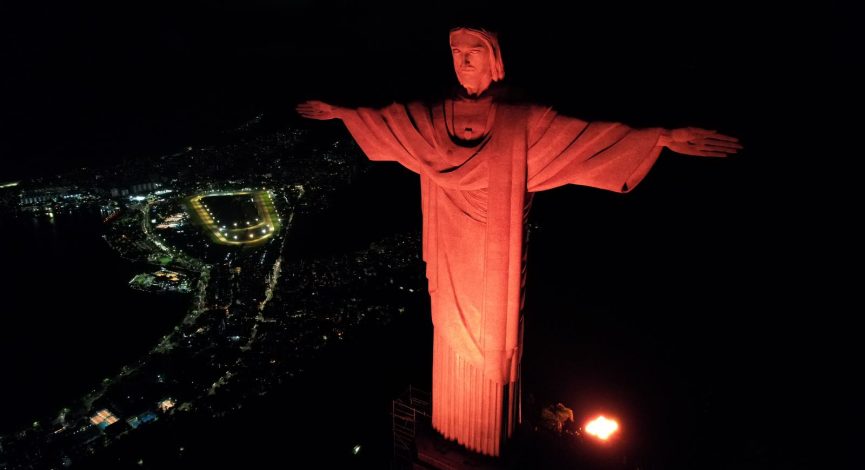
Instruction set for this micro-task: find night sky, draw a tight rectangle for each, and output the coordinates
[1,1,855,467]
[2,0,836,179]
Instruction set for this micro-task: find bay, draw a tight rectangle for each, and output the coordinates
[0,211,190,433]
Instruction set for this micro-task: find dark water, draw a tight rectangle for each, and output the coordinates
[0,211,190,434]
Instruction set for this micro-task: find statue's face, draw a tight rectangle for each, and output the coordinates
[450,30,492,92]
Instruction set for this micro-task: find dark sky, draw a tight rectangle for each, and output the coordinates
[1,1,843,180]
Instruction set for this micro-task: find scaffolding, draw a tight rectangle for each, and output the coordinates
[392,385,431,468]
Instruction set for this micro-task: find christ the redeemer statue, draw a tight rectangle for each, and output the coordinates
[297,27,741,457]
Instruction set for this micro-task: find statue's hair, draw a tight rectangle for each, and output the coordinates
[449,27,505,82]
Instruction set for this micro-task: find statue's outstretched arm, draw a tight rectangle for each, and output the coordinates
[657,127,742,157]
[296,100,349,121]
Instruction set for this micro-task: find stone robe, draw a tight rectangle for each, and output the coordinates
[341,96,662,456]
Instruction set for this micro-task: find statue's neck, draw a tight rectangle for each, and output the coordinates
[463,86,487,97]
[460,77,493,97]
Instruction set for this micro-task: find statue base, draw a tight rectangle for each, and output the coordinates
[414,425,505,470]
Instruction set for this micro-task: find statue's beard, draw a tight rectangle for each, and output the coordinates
[456,72,491,93]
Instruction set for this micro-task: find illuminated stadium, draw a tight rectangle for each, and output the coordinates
[186,190,281,246]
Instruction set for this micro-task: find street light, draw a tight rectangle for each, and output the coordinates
[585,415,619,442]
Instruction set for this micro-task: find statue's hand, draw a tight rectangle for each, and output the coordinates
[296,100,342,120]
[660,127,742,157]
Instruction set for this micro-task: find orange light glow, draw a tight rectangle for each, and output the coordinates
[585,416,619,441]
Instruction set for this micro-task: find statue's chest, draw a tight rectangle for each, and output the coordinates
[449,99,495,141]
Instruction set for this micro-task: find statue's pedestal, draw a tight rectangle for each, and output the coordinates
[413,425,505,470]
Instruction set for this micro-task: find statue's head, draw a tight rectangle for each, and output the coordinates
[449,27,504,96]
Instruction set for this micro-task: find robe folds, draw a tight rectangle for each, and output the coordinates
[341,98,662,456]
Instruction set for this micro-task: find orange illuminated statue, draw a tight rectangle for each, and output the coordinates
[297,27,740,457]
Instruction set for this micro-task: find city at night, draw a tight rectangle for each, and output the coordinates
[0,1,855,469]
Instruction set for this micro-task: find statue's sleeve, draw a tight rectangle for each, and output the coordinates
[339,102,430,174]
[526,106,663,193]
